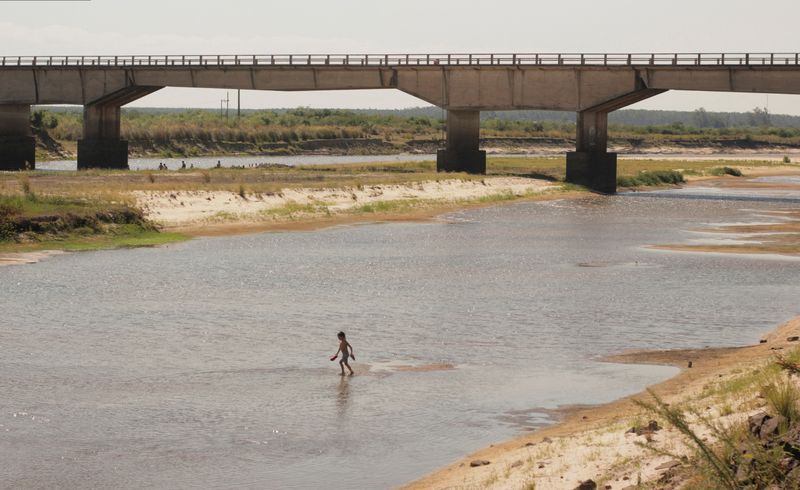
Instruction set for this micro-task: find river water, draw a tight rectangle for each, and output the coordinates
[36,151,798,171]
[2,181,800,489]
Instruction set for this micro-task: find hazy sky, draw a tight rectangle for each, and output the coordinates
[3,0,800,114]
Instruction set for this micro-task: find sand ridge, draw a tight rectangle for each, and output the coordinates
[134,177,554,229]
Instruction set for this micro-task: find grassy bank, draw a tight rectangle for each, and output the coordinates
[402,318,800,490]
[1,156,796,254]
[0,188,188,254]
[4,156,787,199]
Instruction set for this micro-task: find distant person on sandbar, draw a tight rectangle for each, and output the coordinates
[330,331,355,376]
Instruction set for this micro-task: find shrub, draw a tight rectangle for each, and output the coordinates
[764,380,800,427]
[710,166,743,177]
[18,175,33,197]
[784,156,792,164]
[617,170,685,187]
[0,219,15,241]
[0,196,23,216]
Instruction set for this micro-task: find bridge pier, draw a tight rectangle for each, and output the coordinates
[0,104,35,171]
[78,104,128,170]
[566,110,617,193]
[437,110,486,174]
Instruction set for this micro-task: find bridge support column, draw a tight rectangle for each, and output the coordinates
[437,110,486,174]
[78,104,128,170]
[0,104,35,171]
[566,110,616,193]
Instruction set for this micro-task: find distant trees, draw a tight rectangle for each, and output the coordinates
[691,107,727,129]
[748,107,772,127]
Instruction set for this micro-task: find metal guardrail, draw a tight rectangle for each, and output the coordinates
[2,53,800,68]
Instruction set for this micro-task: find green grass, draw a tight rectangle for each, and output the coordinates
[617,169,686,187]
[709,166,744,177]
[264,201,326,217]
[764,379,800,427]
[0,193,124,217]
[354,199,418,214]
[0,226,189,253]
[476,190,518,203]
[0,192,187,253]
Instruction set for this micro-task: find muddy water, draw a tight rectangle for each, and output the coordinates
[1,184,799,488]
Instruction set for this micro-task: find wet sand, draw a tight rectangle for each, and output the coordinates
[652,172,800,256]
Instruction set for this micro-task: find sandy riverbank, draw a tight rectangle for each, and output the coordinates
[134,176,557,235]
[401,317,800,490]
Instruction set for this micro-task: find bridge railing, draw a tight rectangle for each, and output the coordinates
[2,53,800,67]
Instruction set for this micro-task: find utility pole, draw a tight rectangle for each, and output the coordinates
[220,92,230,120]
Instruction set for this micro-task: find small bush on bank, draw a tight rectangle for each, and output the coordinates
[764,379,800,427]
[710,166,743,177]
[617,170,686,187]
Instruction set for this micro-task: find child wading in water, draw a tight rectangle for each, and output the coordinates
[330,331,355,375]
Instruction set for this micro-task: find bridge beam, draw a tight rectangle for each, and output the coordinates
[566,110,617,193]
[78,104,128,170]
[437,110,486,174]
[0,104,35,171]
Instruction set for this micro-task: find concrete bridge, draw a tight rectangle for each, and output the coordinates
[3,52,800,192]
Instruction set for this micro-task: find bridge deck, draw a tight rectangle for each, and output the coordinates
[3,52,800,68]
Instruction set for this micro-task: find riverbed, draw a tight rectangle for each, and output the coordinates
[1,181,799,488]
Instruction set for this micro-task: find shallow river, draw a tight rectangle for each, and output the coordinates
[36,151,797,171]
[2,182,800,488]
